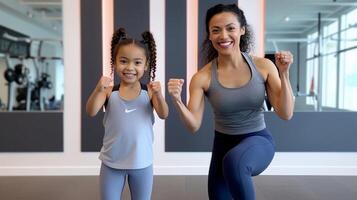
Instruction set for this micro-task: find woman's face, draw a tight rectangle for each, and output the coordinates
[208,12,245,56]
[114,44,147,85]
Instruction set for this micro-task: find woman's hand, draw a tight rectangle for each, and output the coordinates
[275,51,293,74]
[167,79,185,102]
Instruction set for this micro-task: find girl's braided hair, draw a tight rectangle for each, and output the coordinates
[110,28,157,81]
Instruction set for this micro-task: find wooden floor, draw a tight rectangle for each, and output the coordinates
[1,175,357,200]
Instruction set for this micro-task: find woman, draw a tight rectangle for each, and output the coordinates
[167,4,294,200]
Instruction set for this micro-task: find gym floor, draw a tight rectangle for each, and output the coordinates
[0,175,356,200]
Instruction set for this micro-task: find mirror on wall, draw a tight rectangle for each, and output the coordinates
[0,0,63,112]
[265,0,357,112]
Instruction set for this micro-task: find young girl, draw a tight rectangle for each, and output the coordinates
[86,28,168,200]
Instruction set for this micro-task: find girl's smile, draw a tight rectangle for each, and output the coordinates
[115,44,147,84]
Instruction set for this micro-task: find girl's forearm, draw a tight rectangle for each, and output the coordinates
[86,89,107,116]
[152,94,169,119]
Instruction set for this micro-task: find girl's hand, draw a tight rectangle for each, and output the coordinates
[148,81,163,96]
[275,51,293,74]
[167,79,184,102]
[96,76,112,93]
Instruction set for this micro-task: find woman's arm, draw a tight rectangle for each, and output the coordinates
[148,81,169,119]
[86,76,113,117]
[167,71,207,133]
[263,51,295,120]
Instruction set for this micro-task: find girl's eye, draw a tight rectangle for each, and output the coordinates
[135,61,143,65]
[119,60,127,64]
[211,29,219,34]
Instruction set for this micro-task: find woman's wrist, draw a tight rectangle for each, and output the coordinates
[279,71,289,78]
[172,97,184,106]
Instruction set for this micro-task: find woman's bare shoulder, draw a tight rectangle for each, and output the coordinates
[251,55,276,79]
[251,55,274,68]
[191,62,212,90]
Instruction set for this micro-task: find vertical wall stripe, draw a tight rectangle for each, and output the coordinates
[165,0,188,151]
[81,0,103,151]
[102,0,114,81]
[239,0,265,56]
[114,0,150,39]
[186,0,198,102]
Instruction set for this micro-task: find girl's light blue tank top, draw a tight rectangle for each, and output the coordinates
[100,85,154,169]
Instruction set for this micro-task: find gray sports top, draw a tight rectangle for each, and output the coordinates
[205,52,266,135]
[99,85,154,169]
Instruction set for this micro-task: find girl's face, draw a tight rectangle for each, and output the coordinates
[115,44,147,85]
[208,12,245,56]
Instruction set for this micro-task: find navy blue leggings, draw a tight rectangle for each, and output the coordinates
[208,128,275,200]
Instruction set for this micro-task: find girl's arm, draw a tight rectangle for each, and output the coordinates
[167,71,207,133]
[263,51,295,120]
[148,81,169,119]
[86,76,113,117]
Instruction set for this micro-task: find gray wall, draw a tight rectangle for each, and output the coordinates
[0,112,63,152]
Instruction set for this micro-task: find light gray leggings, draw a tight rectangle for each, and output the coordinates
[100,163,153,200]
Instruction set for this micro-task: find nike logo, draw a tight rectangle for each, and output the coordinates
[125,108,137,113]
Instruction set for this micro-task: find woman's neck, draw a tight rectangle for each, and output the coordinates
[217,51,244,69]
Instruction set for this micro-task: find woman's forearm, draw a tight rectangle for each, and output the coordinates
[172,99,201,133]
[277,72,295,120]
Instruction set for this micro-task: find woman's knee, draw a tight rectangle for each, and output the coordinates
[222,148,252,181]
[222,137,274,177]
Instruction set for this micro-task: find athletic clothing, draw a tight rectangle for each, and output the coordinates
[205,53,275,200]
[100,84,154,169]
[205,52,266,135]
[99,84,155,200]
[100,163,153,200]
[208,129,275,200]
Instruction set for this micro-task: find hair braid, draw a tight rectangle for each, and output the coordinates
[110,28,127,75]
[141,31,157,81]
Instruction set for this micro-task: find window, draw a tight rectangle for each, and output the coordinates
[339,49,357,111]
[305,8,357,111]
[306,32,318,105]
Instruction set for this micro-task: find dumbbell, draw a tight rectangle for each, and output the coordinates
[4,68,16,83]
[14,64,25,85]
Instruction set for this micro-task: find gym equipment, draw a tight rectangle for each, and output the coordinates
[2,31,62,111]
[4,68,15,83]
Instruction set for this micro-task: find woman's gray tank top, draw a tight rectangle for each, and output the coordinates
[205,52,266,135]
